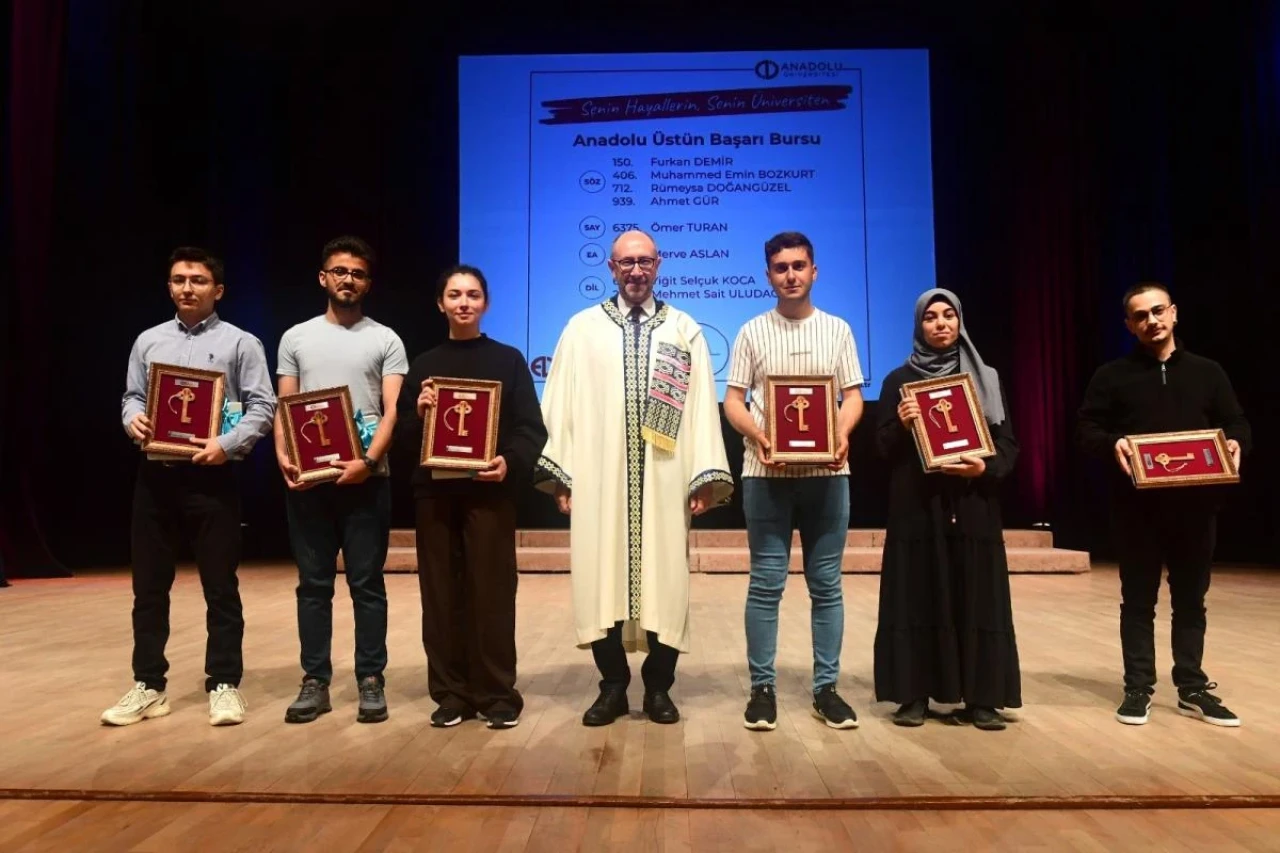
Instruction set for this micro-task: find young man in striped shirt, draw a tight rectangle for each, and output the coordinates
[723,231,865,731]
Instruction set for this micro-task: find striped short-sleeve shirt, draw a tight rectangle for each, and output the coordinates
[726,307,863,478]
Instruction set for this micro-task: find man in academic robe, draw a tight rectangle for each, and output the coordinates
[535,229,734,726]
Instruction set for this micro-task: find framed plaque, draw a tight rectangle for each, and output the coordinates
[900,372,995,471]
[1127,428,1239,489]
[421,377,502,470]
[142,363,226,457]
[765,375,837,464]
[279,386,361,483]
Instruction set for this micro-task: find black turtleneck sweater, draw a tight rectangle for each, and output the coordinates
[1077,343,1251,493]
[397,335,548,498]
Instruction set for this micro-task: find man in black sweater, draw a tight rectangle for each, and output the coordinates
[1078,282,1251,728]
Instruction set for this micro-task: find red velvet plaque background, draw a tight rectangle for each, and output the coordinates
[143,363,224,457]
[1129,430,1239,489]
[281,387,360,481]
[901,373,996,470]
[422,378,501,470]
[765,376,836,465]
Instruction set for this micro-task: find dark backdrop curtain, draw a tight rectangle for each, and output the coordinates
[3,2,1277,572]
[2,0,69,579]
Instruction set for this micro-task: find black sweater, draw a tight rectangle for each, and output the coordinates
[1077,343,1251,488]
[397,335,548,499]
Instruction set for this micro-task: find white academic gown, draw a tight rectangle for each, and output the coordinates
[536,299,734,653]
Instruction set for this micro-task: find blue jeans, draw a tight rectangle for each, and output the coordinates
[742,476,849,691]
[286,477,391,684]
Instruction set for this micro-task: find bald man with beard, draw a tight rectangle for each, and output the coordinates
[535,230,734,726]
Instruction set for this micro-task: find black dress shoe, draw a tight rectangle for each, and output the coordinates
[582,685,629,726]
[643,690,680,724]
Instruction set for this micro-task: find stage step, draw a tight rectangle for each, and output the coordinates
[386,528,1056,549]
[369,528,1089,575]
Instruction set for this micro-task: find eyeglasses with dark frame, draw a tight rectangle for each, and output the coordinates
[324,266,371,282]
[614,257,657,271]
[169,275,214,287]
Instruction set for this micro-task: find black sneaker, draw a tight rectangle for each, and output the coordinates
[743,685,777,731]
[1177,683,1240,727]
[1115,689,1151,725]
[811,684,858,729]
[430,706,476,728]
[892,699,928,727]
[357,676,389,723]
[284,677,331,724]
[482,708,520,730]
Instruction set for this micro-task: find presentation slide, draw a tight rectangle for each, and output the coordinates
[459,49,936,400]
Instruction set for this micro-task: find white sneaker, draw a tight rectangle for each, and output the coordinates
[101,682,171,726]
[209,684,247,726]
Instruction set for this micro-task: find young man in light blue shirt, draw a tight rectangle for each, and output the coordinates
[103,247,276,728]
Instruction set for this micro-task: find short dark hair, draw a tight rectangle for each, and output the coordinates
[1122,281,1171,315]
[321,235,376,274]
[764,231,814,265]
[436,263,490,303]
[168,246,224,284]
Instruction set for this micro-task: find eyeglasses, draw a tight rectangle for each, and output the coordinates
[614,257,656,271]
[324,267,370,282]
[169,275,213,286]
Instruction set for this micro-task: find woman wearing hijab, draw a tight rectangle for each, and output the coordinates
[873,288,1021,731]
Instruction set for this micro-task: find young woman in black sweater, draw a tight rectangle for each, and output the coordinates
[399,264,547,729]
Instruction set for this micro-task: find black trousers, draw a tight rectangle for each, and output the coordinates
[1114,495,1216,695]
[592,622,679,693]
[130,461,243,693]
[415,491,522,715]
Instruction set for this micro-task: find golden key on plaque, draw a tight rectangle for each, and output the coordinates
[929,398,959,434]
[1154,451,1194,473]
[783,395,811,432]
[443,399,473,437]
[168,387,196,424]
[301,411,331,447]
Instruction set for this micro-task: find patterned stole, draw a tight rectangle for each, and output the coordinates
[642,341,690,452]
[601,298,688,452]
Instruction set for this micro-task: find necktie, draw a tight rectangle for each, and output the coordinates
[629,306,644,324]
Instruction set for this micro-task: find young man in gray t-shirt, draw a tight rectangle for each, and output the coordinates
[273,235,408,724]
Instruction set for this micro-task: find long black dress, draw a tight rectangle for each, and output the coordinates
[873,365,1022,709]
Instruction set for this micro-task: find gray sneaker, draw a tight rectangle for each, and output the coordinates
[284,678,331,724]
[357,676,388,723]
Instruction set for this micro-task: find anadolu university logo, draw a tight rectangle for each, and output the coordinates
[755,57,849,80]
[754,59,779,80]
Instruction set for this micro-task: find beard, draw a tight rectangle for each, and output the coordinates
[328,287,363,308]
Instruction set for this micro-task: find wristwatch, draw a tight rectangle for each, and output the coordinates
[361,454,378,472]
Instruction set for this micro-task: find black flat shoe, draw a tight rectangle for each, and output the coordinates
[893,699,928,727]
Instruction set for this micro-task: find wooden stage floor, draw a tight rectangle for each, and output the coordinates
[2,566,1278,851]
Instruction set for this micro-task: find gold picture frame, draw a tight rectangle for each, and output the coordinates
[142,362,226,457]
[900,372,995,470]
[1127,428,1240,489]
[421,377,502,471]
[279,386,362,484]
[764,374,838,465]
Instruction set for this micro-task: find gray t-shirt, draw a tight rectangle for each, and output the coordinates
[278,315,409,473]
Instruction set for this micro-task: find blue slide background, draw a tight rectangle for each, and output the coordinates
[459,49,935,400]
